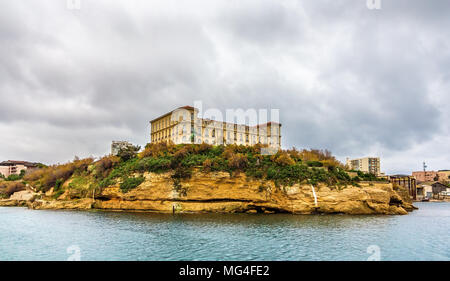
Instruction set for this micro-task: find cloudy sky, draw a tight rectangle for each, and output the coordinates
[0,0,449,174]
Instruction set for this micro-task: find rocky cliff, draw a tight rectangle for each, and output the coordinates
[19,171,415,215]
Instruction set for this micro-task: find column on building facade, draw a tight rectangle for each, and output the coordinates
[225,123,234,145]
[151,107,282,148]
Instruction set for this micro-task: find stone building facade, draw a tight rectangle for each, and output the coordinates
[149,106,281,149]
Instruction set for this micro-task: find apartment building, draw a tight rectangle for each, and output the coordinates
[346,157,381,176]
[412,171,438,182]
[150,106,281,149]
[0,160,39,178]
[412,170,450,183]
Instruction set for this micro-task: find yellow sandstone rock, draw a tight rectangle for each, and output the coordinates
[24,171,415,215]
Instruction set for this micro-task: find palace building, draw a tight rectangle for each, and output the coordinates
[149,106,281,149]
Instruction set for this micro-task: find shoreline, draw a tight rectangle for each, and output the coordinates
[0,201,419,216]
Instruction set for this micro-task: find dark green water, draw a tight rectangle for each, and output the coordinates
[0,202,449,261]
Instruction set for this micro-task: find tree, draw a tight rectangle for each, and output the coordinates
[117,145,141,161]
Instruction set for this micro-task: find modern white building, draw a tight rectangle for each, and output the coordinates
[346,157,382,176]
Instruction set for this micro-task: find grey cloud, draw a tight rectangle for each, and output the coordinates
[219,0,305,45]
[0,0,449,173]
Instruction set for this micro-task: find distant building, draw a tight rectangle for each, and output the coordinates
[149,106,281,149]
[416,182,449,200]
[111,141,133,156]
[432,182,449,198]
[412,170,450,183]
[346,157,381,176]
[416,183,433,200]
[412,171,439,182]
[0,160,39,178]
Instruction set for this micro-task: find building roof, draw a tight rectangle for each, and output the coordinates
[431,182,448,187]
[0,160,39,167]
[432,182,448,193]
[149,106,196,123]
[254,121,281,128]
[347,156,380,160]
[149,106,282,127]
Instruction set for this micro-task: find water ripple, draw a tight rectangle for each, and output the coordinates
[0,202,449,261]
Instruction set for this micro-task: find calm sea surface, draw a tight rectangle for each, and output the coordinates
[0,202,449,261]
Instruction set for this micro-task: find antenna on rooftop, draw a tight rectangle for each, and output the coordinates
[423,161,427,180]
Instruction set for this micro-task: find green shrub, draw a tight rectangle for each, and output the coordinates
[246,168,264,179]
[5,174,22,181]
[266,164,310,186]
[306,161,323,167]
[4,170,26,181]
[140,157,172,173]
[356,171,382,181]
[117,145,141,162]
[181,154,207,168]
[55,179,64,190]
[120,176,145,193]
[172,166,193,180]
[308,168,329,185]
[53,189,65,199]
[99,177,115,188]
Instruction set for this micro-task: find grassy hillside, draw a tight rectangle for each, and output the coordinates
[9,143,383,199]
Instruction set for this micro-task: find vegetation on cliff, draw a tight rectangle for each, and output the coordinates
[0,181,26,198]
[14,143,385,199]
